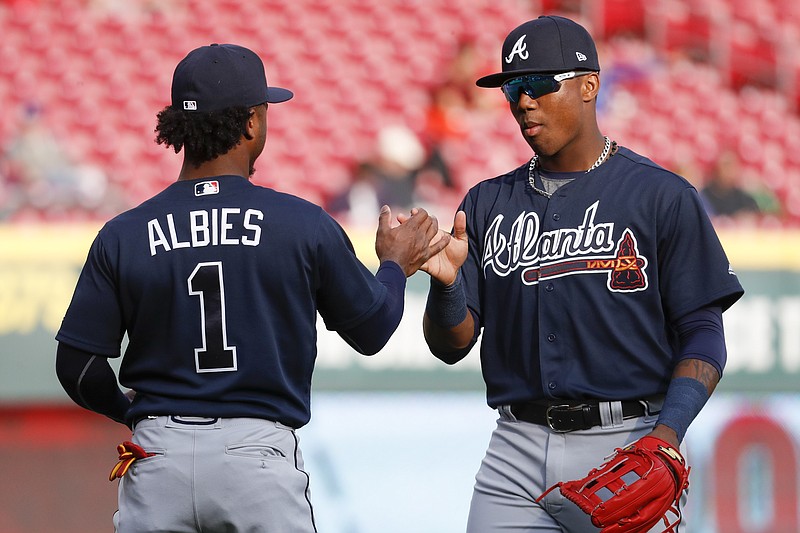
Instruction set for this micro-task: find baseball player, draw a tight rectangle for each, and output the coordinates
[417,16,744,532]
[55,43,448,533]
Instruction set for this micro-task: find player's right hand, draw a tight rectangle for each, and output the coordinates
[414,210,468,286]
[375,206,450,277]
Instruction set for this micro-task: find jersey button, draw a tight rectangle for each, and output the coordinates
[545,283,554,292]
[547,333,557,342]
[552,213,560,221]
[548,381,557,390]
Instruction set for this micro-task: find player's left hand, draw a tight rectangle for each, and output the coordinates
[375,206,450,277]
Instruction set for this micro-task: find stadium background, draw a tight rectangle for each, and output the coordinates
[1,0,799,531]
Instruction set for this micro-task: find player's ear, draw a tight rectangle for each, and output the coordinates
[581,72,600,103]
[243,106,260,141]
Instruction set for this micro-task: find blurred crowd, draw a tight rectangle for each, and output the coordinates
[0,104,126,220]
[326,39,495,227]
[0,0,797,229]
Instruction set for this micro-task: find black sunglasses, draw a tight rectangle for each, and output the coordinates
[501,71,592,103]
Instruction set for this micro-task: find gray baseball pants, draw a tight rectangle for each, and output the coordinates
[466,405,688,532]
[112,416,316,533]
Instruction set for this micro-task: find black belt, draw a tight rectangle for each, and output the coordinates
[509,400,650,432]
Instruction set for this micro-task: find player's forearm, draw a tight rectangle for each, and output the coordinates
[654,372,711,446]
[671,358,720,394]
[338,261,406,355]
[423,311,476,364]
[653,306,726,443]
[655,360,720,444]
[423,272,476,363]
[672,306,726,389]
[56,342,130,424]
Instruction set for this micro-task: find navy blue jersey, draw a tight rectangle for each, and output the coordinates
[459,147,744,407]
[57,175,387,428]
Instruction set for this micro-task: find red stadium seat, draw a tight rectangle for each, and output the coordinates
[646,0,716,62]
[597,0,646,39]
[724,20,779,89]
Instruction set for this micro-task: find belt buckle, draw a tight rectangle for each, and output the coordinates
[546,404,587,432]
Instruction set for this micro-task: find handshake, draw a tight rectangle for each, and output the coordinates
[374,205,467,285]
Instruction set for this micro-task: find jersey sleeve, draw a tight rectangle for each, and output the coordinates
[337,261,406,354]
[314,212,387,331]
[657,187,744,320]
[56,231,125,356]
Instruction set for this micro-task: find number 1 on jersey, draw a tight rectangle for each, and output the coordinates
[188,261,238,372]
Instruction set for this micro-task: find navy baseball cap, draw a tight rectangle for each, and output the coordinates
[171,43,293,112]
[476,16,600,88]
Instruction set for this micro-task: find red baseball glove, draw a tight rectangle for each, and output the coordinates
[536,435,690,533]
[109,441,155,481]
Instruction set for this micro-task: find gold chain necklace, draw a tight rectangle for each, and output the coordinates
[527,136,615,198]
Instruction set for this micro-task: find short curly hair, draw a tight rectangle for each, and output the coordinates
[155,106,253,167]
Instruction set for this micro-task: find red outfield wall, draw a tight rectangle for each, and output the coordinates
[1,400,799,533]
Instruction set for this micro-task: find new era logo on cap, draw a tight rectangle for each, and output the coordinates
[576,52,587,61]
[183,101,198,110]
[195,180,219,196]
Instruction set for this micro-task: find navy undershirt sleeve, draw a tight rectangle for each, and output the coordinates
[55,342,131,425]
[654,306,725,442]
[674,305,726,376]
[337,261,406,355]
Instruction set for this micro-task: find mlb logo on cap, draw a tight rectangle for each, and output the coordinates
[171,43,293,112]
[195,180,219,196]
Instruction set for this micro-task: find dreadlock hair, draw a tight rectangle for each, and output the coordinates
[155,105,254,167]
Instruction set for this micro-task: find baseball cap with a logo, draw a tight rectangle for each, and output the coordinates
[171,43,293,112]
[476,16,600,88]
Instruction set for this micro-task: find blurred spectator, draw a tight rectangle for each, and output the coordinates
[751,189,783,218]
[700,150,766,223]
[594,38,659,119]
[421,38,496,191]
[0,103,120,220]
[673,158,705,190]
[328,125,426,227]
[424,39,493,141]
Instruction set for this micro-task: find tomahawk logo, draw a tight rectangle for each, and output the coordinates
[607,231,647,291]
[505,35,529,63]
